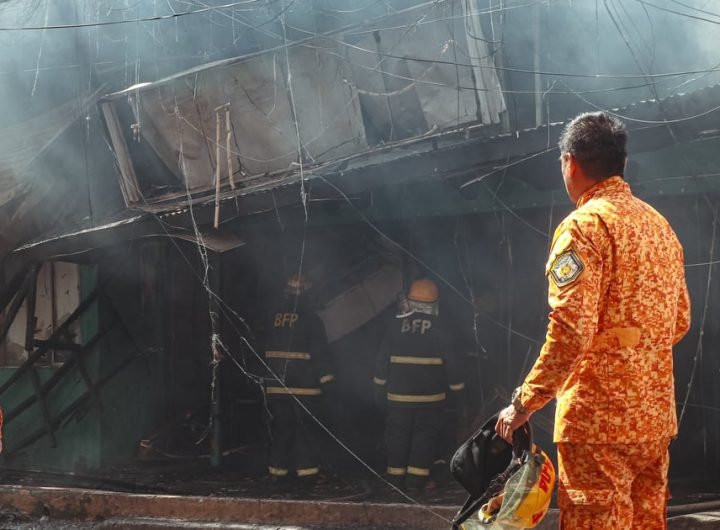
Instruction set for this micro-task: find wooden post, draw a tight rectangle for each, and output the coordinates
[226,106,235,190]
[213,103,231,229]
[214,107,222,229]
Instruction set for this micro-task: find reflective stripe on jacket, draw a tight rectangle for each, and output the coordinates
[261,299,333,399]
[375,313,464,407]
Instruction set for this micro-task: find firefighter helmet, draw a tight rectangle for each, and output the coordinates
[450,415,555,529]
[477,445,556,528]
[407,278,439,303]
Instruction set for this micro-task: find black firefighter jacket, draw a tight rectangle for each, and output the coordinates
[261,298,334,399]
[374,313,465,408]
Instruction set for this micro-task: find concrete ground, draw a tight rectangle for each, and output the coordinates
[4,447,714,530]
[3,512,720,529]
[0,485,536,530]
[1,486,720,530]
[0,456,718,530]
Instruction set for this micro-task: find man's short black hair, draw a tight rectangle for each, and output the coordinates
[558,112,628,181]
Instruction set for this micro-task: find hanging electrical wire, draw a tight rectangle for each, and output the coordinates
[637,0,720,25]
[679,207,717,428]
[8,0,720,501]
[0,0,264,30]
[283,17,720,80]
[603,0,720,456]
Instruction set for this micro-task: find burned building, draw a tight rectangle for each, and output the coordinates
[0,0,719,526]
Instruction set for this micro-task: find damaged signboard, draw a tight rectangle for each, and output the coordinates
[100,1,505,210]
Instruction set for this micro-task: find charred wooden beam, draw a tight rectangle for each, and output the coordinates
[4,323,115,425]
[31,340,84,353]
[38,326,106,416]
[0,286,100,397]
[0,268,33,348]
[0,265,34,315]
[5,351,144,458]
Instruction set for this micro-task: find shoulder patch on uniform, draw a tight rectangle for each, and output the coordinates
[549,248,584,287]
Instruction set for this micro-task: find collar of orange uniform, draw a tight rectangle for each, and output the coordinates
[575,175,630,207]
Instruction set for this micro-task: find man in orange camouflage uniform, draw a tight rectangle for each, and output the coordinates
[496,112,690,529]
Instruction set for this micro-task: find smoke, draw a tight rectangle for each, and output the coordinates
[1,0,720,491]
[484,0,720,128]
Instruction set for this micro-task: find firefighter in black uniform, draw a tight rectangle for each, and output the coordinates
[262,274,335,482]
[374,278,465,491]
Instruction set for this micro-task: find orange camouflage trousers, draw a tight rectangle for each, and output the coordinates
[558,438,670,530]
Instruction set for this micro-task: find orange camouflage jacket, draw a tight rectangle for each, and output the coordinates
[517,176,691,443]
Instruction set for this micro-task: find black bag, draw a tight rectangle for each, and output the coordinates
[449,414,532,529]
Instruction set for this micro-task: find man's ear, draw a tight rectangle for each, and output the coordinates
[567,153,578,177]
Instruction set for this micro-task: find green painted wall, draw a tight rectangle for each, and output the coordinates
[1,265,101,472]
[1,250,169,473]
[0,366,101,472]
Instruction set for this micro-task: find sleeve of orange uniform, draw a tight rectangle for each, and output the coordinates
[519,213,609,413]
[673,271,691,346]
